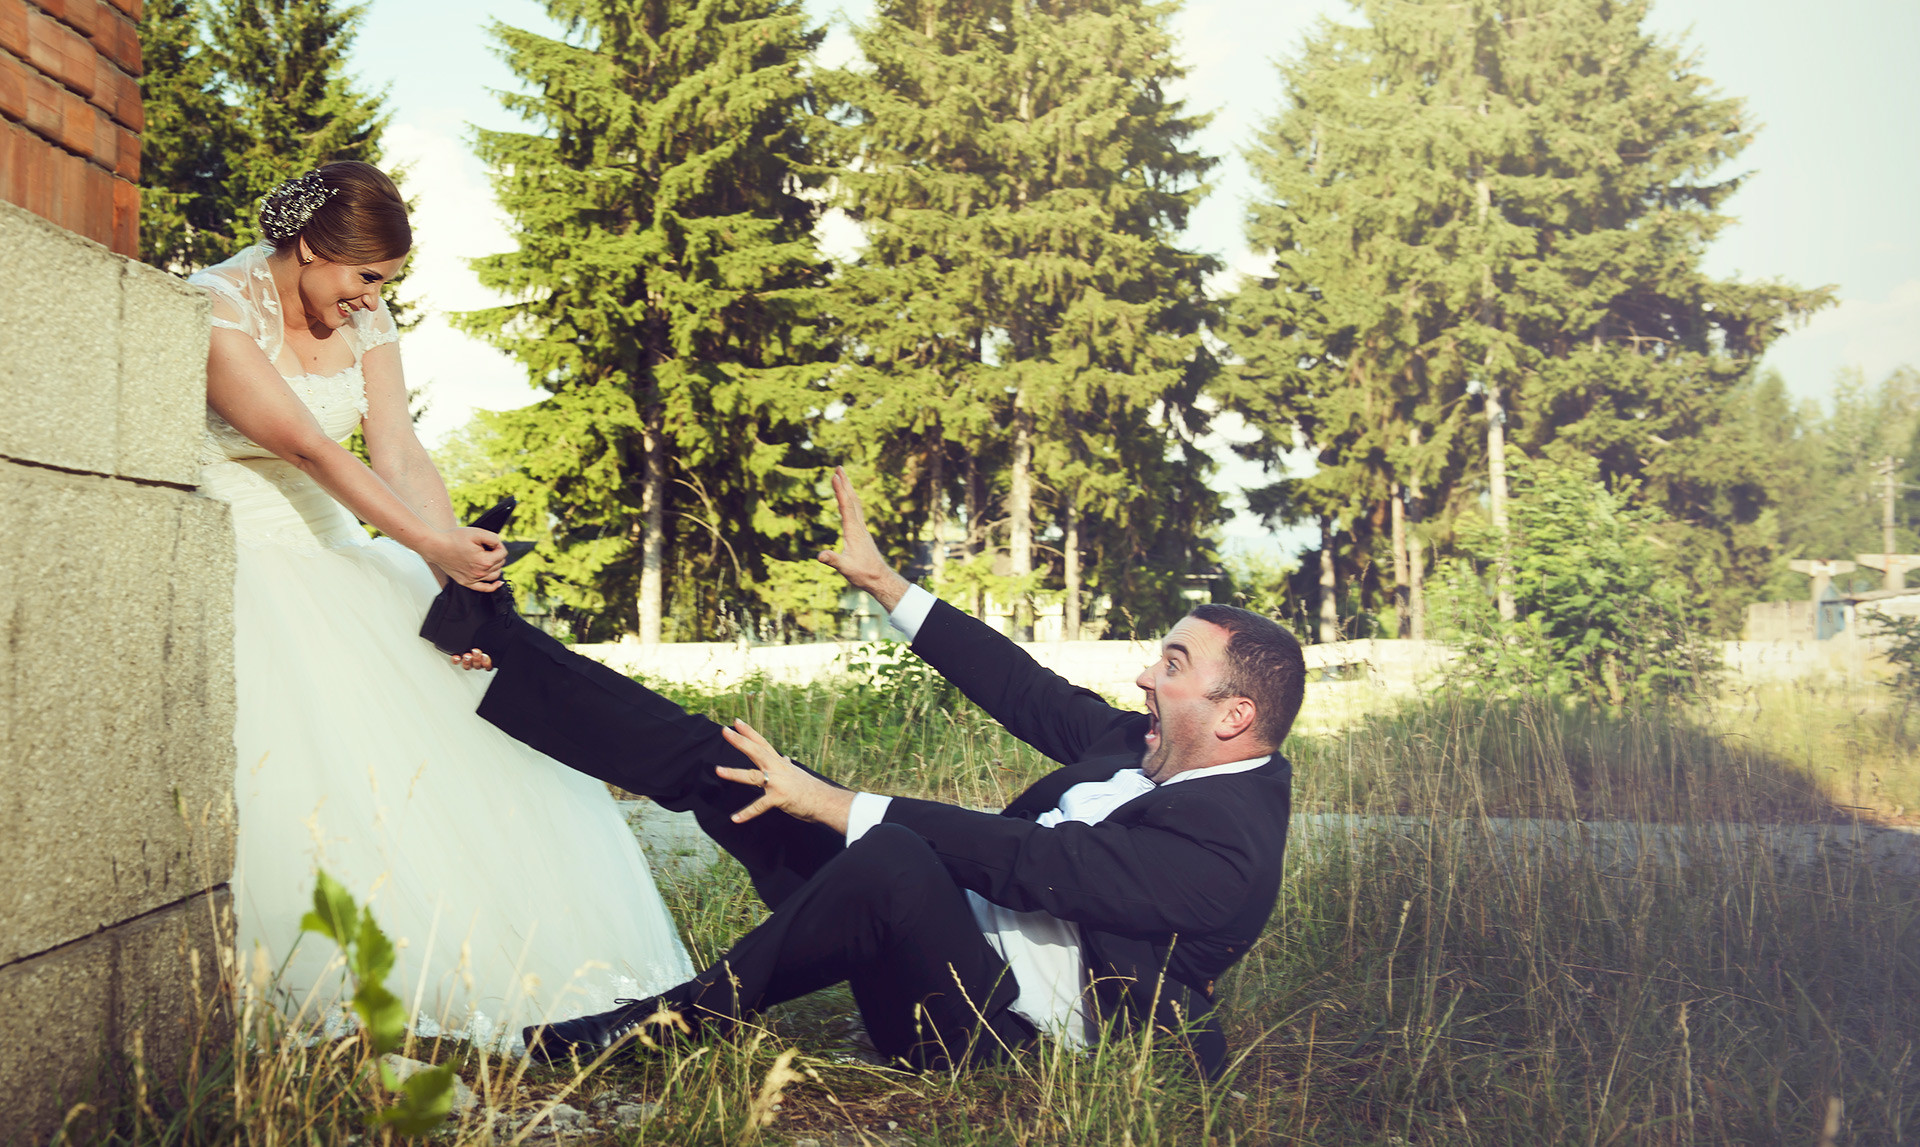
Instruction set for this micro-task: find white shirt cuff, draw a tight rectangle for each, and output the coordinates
[844,792,893,845]
[887,583,936,641]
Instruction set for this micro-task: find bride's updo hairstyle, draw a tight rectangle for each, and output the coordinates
[259,161,410,264]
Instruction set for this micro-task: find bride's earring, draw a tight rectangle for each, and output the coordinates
[299,243,314,266]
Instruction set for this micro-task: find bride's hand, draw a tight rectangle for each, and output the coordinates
[428,527,506,589]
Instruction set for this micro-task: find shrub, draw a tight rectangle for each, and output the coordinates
[1441,455,1717,705]
[1867,609,1920,739]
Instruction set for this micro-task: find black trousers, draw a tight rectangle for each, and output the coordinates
[470,611,1032,1068]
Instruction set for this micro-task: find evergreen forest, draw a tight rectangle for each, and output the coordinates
[137,0,1911,646]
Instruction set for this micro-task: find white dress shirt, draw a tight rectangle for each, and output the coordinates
[843,584,1270,1044]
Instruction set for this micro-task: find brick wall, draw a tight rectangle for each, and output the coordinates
[0,0,143,256]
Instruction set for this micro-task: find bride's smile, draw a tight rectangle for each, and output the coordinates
[283,248,404,332]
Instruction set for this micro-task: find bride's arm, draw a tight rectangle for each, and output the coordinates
[205,326,505,590]
[359,340,458,534]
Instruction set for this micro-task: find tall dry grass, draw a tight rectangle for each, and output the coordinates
[1709,678,1920,822]
[1229,684,1917,1143]
[63,670,1919,1144]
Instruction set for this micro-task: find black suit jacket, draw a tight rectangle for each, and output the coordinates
[882,600,1292,1077]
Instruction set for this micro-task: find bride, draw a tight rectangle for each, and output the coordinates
[193,161,692,1043]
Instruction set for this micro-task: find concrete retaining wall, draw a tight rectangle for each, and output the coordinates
[1719,639,1857,684]
[575,633,1869,701]
[0,200,233,1136]
[576,634,1460,700]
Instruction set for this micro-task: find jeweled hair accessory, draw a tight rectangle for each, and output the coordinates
[257,170,339,241]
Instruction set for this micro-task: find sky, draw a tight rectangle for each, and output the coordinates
[349,0,1920,560]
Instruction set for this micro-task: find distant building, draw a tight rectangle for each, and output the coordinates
[1746,584,1879,642]
[1841,587,1920,636]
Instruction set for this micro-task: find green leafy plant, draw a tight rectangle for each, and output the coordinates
[1866,609,1920,741]
[1224,551,1298,621]
[1442,455,1717,706]
[842,639,961,721]
[300,870,458,1135]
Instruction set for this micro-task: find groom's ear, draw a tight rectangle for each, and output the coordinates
[1214,696,1258,741]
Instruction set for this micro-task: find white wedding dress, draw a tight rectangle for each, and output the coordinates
[192,245,692,1045]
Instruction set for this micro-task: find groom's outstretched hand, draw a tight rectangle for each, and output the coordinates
[817,467,910,613]
[717,719,854,835]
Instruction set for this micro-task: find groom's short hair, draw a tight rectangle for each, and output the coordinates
[1188,604,1306,749]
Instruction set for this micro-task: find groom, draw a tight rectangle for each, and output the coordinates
[423,470,1303,1077]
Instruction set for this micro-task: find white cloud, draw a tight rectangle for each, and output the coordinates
[1761,279,1920,397]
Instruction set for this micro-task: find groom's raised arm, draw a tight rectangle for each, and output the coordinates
[817,468,1140,766]
[909,598,1140,766]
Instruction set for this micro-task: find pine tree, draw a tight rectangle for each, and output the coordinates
[137,0,391,272]
[456,0,833,643]
[204,0,389,232]
[137,0,245,271]
[1225,0,1831,635]
[1222,18,1478,639]
[829,0,1220,638]
[815,0,1016,616]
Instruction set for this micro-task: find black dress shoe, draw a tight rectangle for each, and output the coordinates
[419,497,532,655]
[523,997,688,1064]
[468,495,517,534]
[467,498,536,567]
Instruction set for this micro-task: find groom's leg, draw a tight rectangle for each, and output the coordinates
[471,612,712,800]
[467,610,845,909]
[538,824,1032,1070]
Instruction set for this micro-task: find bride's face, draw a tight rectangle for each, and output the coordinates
[297,251,407,330]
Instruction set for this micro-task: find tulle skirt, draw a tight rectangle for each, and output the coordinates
[202,456,692,1045]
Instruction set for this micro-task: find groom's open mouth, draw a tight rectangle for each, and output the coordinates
[1144,709,1160,752]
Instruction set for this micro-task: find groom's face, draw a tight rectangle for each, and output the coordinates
[1136,616,1238,782]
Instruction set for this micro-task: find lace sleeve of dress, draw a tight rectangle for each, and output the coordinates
[353,298,400,351]
[202,279,261,343]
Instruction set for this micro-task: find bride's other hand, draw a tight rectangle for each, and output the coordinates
[451,648,494,671]
[429,527,507,589]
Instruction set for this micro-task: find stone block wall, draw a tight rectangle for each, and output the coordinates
[1746,599,1816,642]
[0,200,234,1136]
[0,0,144,255]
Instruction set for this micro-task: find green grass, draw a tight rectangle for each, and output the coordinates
[68,673,1920,1145]
[638,666,1060,810]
